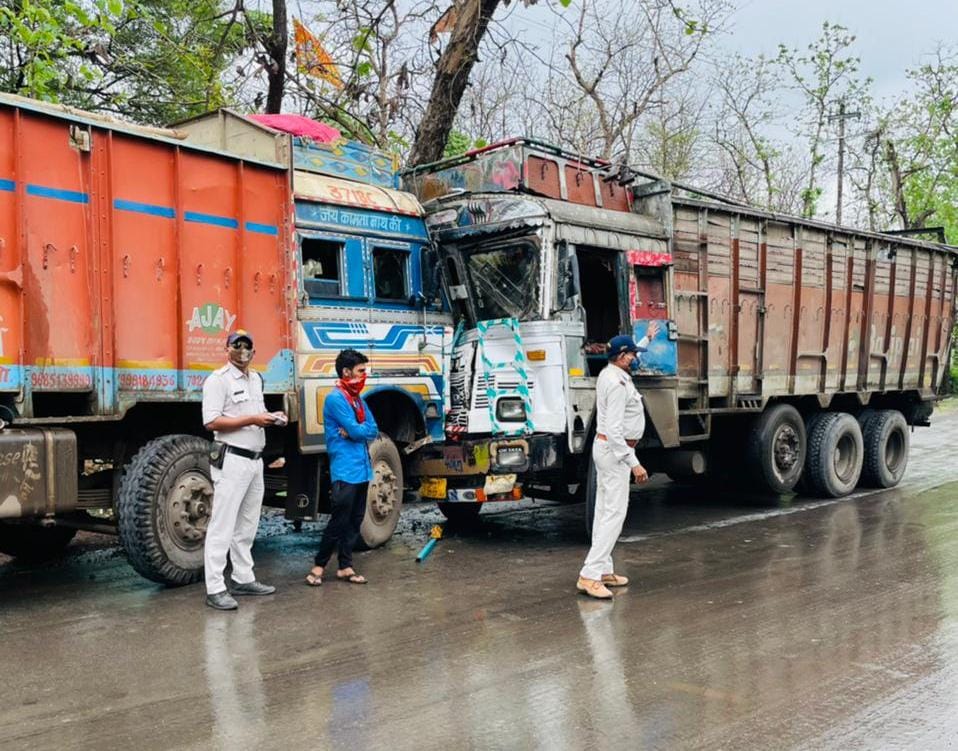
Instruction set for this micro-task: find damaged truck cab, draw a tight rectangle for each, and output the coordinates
[404,138,957,528]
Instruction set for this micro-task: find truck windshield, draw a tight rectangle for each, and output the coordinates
[462,241,540,321]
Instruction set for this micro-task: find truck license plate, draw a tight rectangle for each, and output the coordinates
[420,477,447,499]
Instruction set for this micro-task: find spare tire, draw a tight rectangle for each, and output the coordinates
[804,412,864,498]
[859,409,909,488]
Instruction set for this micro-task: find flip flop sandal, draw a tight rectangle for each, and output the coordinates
[337,572,368,584]
[305,572,323,587]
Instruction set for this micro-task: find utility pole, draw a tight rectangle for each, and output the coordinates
[828,99,861,225]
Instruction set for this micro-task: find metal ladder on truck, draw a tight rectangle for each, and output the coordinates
[475,317,535,437]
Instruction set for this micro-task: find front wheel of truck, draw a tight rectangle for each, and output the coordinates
[0,524,77,562]
[116,434,212,586]
[356,436,404,549]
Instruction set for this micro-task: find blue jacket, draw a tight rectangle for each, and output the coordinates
[323,388,379,483]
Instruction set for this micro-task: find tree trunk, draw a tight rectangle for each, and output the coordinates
[265,0,288,114]
[409,0,502,166]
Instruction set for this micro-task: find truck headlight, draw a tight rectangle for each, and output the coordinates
[495,446,528,470]
[496,399,526,422]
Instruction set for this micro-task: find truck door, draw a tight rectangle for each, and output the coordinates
[627,249,677,376]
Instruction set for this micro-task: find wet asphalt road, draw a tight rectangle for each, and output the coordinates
[2,406,958,750]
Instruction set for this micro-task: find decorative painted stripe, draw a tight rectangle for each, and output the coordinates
[114,199,175,218]
[0,179,13,192]
[302,321,444,351]
[26,184,89,204]
[184,211,239,229]
[245,221,278,236]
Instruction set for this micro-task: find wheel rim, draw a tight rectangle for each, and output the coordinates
[885,427,905,473]
[772,424,800,479]
[369,460,398,524]
[833,433,858,483]
[165,470,212,551]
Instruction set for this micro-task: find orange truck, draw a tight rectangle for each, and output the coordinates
[0,94,450,582]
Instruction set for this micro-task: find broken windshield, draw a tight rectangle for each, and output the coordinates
[462,241,540,321]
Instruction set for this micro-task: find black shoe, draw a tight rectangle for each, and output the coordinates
[206,591,239,610]
[230,580,276,596]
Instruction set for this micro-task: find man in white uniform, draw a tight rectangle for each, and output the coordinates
[202,329,285,610]
[577,327,658,599]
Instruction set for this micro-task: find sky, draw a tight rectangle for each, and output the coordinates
[719,0,957,101]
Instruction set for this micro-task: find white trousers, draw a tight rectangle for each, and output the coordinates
[580,441,631,581]
[204,453,265,594]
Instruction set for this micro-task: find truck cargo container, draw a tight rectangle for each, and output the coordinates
[0,95,450,582]
[404,139,957,527]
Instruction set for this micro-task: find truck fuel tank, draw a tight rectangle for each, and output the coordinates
[0,428,78,520]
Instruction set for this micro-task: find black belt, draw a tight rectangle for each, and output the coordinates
[225,445,263,461]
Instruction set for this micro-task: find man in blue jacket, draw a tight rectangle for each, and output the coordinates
[306,349,379,586]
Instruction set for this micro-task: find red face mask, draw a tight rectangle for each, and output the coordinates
[337,371,367,422]
[341,373,367,396]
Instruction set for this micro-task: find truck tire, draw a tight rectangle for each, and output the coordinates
[859,409,909,488]
[804,412,864,498]
[745,404,806,493]
[0,524,77,561]
[358,436,404,549]
[438,502,482,525]
[116,434,213,586]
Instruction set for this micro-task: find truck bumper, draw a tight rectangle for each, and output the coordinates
[413,434,562,503]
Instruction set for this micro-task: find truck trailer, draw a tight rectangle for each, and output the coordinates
[0,95,450,582]
[403,139,957,528]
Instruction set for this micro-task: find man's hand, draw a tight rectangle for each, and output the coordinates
[631,464,649,483]
[338,427,348,438]
[249,413,277,427]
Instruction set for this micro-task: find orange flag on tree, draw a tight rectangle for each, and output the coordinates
[293,18,343,89]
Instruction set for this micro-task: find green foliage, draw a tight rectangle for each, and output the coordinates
[0,0,120,101]
[896,51,958,243]
[0,0,264,126]
[443,130,487,158]
[96,0,261,124]
[778,21,871,218]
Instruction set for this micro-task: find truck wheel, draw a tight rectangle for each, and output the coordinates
[0,524,77,562]
[746,404,806,493]
[116,435,212,586]
[859,410,909,488]
[804,413,864,498]
[438,502,482,525]
[358,436,404,549]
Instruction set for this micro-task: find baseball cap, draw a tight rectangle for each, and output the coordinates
[227,329,254,347]
[607,334,641,358]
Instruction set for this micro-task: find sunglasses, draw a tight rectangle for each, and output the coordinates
[229,342,253,351]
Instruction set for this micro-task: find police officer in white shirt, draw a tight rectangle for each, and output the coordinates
[577,323,660,599]
[202,329,286,610]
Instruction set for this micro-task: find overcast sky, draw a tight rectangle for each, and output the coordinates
[721,0,958,101]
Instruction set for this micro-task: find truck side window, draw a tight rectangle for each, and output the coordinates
[302,238,343,298]
[373,247,408,301]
